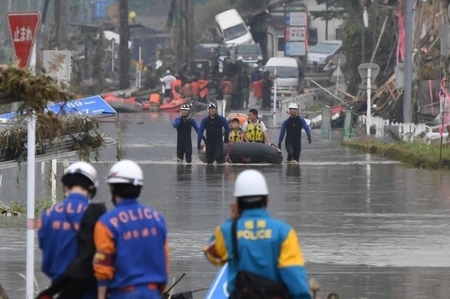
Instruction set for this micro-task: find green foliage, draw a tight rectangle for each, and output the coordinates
[343,138,450,169]
[194,0,231,43]
[91,29,107,94]
[309,0,345,21]
[340,3,397,92]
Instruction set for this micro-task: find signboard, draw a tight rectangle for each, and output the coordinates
[7,11,41,68]
[0,95,116,122]
[285,42,306,56]
[94,0,115,19]
[285,27,306,42]
[285,12,307,27]
[43,50,72,88]
[204,263,228,299]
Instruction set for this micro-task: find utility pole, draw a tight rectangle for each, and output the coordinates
[403,0,413,123]
[187,0,194,63]
[119,0,130,89]
[55,0,61,48]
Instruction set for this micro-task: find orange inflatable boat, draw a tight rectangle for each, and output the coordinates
[226,113,248,126]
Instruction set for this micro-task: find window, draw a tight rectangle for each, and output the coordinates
[223,24,248,41]
[236,44,262,55]
[309,42,341,54]
[264,66,297,78]
[277,37,285,52]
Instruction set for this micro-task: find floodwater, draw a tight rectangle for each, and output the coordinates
[1,110,450,299]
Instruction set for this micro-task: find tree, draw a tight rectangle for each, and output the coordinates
[309,0,345,40]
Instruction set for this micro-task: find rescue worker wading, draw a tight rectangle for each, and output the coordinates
[229,118,243,142]
[93,160,169,299]
[173,104,199,163]
[242,108,270,144]
[197,102,230,164]
[204,169,311,299]
[278,103,312,163]
[38,161,105,299]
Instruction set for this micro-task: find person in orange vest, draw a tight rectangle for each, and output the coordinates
[191,76,200,107]
[182,78,193,105]
[171,74,182,100]
[221,76,233,115]
[198,75,209,103]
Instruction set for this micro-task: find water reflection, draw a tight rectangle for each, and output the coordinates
[176,164,193,182]
[286,164,301,177]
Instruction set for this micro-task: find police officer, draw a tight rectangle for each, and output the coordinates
[278,103,312,163]
[93,160,169,299]
[241,108,270,144]
[197,102,230,164]
[173,104,199,163]
[204,169,311,299]
[38,161,102,299]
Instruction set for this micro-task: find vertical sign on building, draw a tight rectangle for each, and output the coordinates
[7,11,41,68]
[284,4,307,57]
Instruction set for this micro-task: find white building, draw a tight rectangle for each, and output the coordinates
[265,0,343,57]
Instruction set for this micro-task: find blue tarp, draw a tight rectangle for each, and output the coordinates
[204,263,229,299]
[0,95,116,122]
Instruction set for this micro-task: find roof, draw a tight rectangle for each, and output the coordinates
[102,31,132,48]
[215,9,243,28]
[265,57,298,67]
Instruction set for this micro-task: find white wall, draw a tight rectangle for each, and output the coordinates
[306,0,343,42]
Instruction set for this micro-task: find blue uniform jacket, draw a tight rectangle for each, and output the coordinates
[204,209,311,299]
[93,199,169,291]
[198,115,230,143]
[172,116,199,132]
[38,193,90,282]
[278,116,311,145]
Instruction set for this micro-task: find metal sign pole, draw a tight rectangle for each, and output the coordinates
[273,68,277,124]
[366,68,371,135]
[111,39,115,72]
[26,114,36,299]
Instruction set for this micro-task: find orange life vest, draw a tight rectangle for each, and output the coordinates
[198,79,209,98]
[183,83,193,97]
[171,79,182,91]
[222,80,232,94]
[191,81,199,96]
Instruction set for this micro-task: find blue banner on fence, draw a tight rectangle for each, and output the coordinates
[0,95,116,122]
[204,263,229,299]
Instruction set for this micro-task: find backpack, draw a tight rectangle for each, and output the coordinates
[230,219,290,299]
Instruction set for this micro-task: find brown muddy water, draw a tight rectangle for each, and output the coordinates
[1,111,450,299]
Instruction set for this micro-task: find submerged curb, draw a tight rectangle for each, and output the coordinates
[342,138,450,170]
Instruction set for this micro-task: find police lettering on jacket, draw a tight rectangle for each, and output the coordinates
[203,209,311,299]
[278,116,311,144]
[38,193,90,282]
[93,200,169,291]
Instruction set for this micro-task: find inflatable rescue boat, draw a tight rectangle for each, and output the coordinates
[198,142,283,164]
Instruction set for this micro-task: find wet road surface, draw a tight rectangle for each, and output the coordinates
[1,111,450,298]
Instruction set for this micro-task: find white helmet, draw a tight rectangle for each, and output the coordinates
[233,169,269,197]
[107,160,144,186]
[288,103,299,110]
[63,161,99,187]
[180,104,191,111]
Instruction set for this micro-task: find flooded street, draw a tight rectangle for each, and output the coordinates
[1,111,450,298]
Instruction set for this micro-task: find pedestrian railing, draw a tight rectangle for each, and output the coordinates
[359,115,446,143]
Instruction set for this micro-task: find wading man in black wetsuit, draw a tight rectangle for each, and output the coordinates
[278,103,312,163]
[197,102,230,164]
[173,104,199,163]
